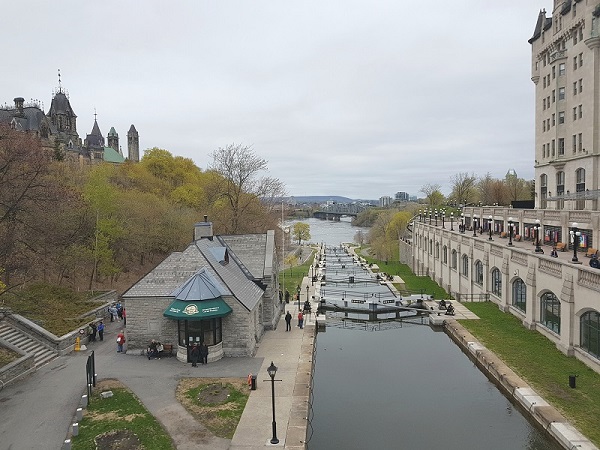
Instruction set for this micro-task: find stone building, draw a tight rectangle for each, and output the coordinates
[530,0,600,209]
[122,218,281,362]
[409,1,600,374]
[0,76,139,164]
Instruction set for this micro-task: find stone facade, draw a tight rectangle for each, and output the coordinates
[410,210,600,374]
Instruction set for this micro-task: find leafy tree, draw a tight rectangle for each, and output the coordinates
[420,183,445,208]
[293,222,311,245]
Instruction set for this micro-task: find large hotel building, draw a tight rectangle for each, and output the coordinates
[409,0,600,375]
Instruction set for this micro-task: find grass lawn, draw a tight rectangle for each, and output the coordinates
[72,379,175,450]
[176,378,249,439]
[0,347,21,368]
[1,283,106,336]
[459,302,600,447]
[280,248,314,300]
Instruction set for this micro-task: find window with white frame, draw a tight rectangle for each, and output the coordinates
[512,278,526,312]
[491,268,502,297]
[461,254,469,277]
[474,261,483,286]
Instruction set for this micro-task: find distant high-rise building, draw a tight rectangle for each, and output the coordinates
[127,124,139,162]
[529,1,600,210]
[379,196,392,207]
[395,191,410,202]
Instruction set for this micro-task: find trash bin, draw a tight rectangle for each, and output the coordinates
[569,374,576,388]
[250,374,257,390]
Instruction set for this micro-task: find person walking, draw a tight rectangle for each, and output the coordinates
[116,330,126,353]
[190,343,200,367]
[97,321,105,341]
[285,311,292,331]
[200,342,209,365]
[297,311,304,329]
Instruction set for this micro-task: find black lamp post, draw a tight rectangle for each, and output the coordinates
[419,209,422,222]
[488,215,493,241]
[434,210,438,226]
[267,361,279,444]
[460,213,465,233]
[310,265,314,286]
[306,285,310,308]
[570,222,581,263]
[297,286,301,311]
[442,211,446,229]
[534,219,543,253]
[472,214,478,237]
[450,212,454,231]
[429,211,432,225]
[508,217,514,246]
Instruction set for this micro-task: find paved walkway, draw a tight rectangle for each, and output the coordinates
[0,283,317,449]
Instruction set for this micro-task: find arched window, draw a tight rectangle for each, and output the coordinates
[435,242,440,258]
[429,239,433,254]
[576,168,585,210]
[461,254,469,276]
[442,246,448,264]
[512,278,526,312]
[451,250,457,269]
[474,260,483,285]
[541,292,560,334]
[491,268,502,297]
[580,311,600,359]
[540,174,548,208]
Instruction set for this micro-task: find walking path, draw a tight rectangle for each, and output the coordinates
[0,283,317,450]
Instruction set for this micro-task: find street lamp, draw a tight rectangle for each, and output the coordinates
[570,222,581,263]
[306,285,310,309]
[508,217,514,246]
[429,210,432,225]
[488,215,493,241]
[534,219,543,253]
[460,213,465,233]
[310,264,314,286]
[450,212,454,231]
[418,209,422,222]
[472,214,478,237]
[442,211,446,229]
[434,210,438,226]
[297,286,301,311]
[266,361,279,444]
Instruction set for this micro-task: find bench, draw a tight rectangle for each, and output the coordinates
[585,248,598,258]
[160,343,174,357]
[555,242,566,252]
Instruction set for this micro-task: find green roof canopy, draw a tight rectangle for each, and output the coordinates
[163,298,232,320]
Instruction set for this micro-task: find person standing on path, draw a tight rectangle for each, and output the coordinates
[285,311,292,331]
[298,311,304,329]
[200,342,208,364]
[190,343,200,367]
[97,321,105,341]
[116,330,125,353]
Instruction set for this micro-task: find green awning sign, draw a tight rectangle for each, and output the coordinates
[163,298,232,320]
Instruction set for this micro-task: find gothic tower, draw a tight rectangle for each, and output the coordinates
[107,127,119,153]
[47,70,79,144]
[127,124,139,162]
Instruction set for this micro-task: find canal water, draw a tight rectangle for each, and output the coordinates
[299,217,561,450]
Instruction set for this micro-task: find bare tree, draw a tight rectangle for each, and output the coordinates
[420,183,445,208]
[449,172,477,206]
[209,144,286,233]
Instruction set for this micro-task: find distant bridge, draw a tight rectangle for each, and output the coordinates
[313,202,370,220]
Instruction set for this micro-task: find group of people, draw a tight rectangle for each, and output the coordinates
[108,302,126,325]
[190,342,209,367]
[284,307,309,331]
[147,339,164,359]
[438,299,455,316]
[86,321,105,342]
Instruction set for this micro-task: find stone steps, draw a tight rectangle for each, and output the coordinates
[0,322,57,369]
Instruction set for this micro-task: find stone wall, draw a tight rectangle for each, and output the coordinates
[0,339,35,387]
[221,296,256,357]
[123,296,173,354]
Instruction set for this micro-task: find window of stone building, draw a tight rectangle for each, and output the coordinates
[578,104,582,119]
[461,254,469,277]
[541,292,560,334]
[578,133,583,152]
[451,250,457,270]
[543,98,546,109]
[512,278,526,312]
[573,107,577,121]
[580,311,600,359]
[576,168,586,210]
[558,112,565,124]
[579,79,583,93]
[543,120,546,132]
[443,246,448,264]
[552,89,555,103]
[579,28,583,41]
[558,87,565,100]
[573,56,578,70]
[573,81,577,96]
[579,53,583,67]
[474,261,483,286]
[558,138,565,155]
[435,242,439,259]
[551,139,555,156]
[573,135,577,153]
[552,114,555,127]
[552,65,556,79]
[540,174,548,209]
[491,268,502,298]
[559,63,565,76]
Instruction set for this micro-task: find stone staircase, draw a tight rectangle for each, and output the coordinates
[0,322,58,369]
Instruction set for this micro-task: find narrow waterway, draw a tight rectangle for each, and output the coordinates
[300,216,561,450]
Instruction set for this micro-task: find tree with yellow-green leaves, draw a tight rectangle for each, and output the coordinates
[292,222,311,245]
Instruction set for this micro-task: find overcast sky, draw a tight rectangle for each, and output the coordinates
[4,1,544,199]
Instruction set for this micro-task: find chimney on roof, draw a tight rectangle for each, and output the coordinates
[194,216,213,241]
[14,97,24,117]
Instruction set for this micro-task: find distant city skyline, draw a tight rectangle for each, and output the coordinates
[4,1,540,198]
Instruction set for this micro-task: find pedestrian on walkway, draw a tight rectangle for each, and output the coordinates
[116,330,125,353]
[190,343,200,367]
[97,321,105,341]
[285,289,290,303]
[200,342,209,364]
[285,311,292,331]
[298,311,304,329]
